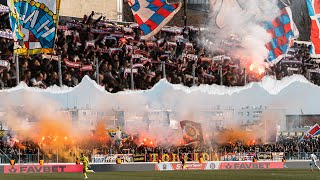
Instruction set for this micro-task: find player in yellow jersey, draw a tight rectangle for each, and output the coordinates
[80,153,95,179]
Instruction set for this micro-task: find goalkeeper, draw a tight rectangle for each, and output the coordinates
[80,153,95,179]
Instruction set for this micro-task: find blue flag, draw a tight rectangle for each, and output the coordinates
[262,6,299,64]
[128,0,182,39]
[7,0,61,55]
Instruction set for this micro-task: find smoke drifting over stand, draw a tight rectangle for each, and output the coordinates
[203,0,283,66]
[1,74,318,153]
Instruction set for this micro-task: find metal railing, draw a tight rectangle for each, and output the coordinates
[0,154,39,164]
[0,152,317,164]
[0,150,78,164]
[285,152,320,160]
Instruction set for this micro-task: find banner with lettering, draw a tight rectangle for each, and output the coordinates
[220,153,239,161]
[182,53,198,61]
[132,154,146,162]
[7,0,61,55]
[4,165,82,174]
[0,60,10,72]
[271,152,284,161]
[219,152,256,161]
[91,154,133,163]
[219,162,284,170]
[257,152,273,161]
[155,162,219,171]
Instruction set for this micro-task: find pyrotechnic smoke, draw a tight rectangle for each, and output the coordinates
[124,120,183,147]
[3,92,110,162]
[203,0,281,66]
[1,76,292,156]
[215,128,258,146]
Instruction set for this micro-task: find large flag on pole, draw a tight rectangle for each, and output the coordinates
[301,123,320,140]
[7,0,61,55]
[306,0,320,55]
[108,127,128,147]
[127,0,182,39]
[262,6,299,64]
[180,120,204,144]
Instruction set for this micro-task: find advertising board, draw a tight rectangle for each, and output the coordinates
[4,165,82,174]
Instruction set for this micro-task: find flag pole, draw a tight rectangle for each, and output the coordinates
[183,0,187,28]
[54,0,62,87]
[54,0,62,42]
[180,121,185,146]
[130,57,134,90]
[58,55,62,87]
[15,53,19,85]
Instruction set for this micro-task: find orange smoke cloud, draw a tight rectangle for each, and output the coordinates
[15,115,78,162]
[82,120,110,148]
[215,128,260,146]
[137,134,157,147]
[6,104,110,162]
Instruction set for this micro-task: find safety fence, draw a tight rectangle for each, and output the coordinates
[2,151,318,164]
[0,153,77,164]
[284,152,320,160]
[91,152,285,164]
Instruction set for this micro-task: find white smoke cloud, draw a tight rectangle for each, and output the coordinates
[203,0,282,65]
[1,74,316,148]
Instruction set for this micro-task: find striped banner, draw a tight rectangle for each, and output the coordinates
[128,0,182,39]
[306,0,320,55]
[262,7,299,64]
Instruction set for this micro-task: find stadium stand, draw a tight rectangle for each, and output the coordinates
[0,12,318,92]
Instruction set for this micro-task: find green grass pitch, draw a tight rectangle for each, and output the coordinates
[2,169,320,180]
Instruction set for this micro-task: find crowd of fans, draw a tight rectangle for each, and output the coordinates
[0,12,319,92]
[0,139,41,163]
[1,11,320,162]
[272,42,320,85]
[2,133,320,163]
